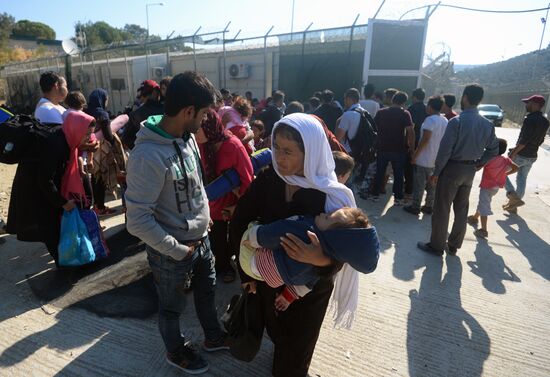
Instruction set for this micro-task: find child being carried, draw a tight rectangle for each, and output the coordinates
[240,207,380,311]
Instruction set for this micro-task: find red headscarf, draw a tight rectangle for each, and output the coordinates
[200,109,232,182]
[61,111,95,206]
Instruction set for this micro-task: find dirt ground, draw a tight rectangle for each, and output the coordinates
[0,163,16,220]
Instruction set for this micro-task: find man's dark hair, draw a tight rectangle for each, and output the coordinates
[463,84,484,106]
[333,151,355,177]
[272,90,285,103]
[363,83,375,99]
[443,94,456,108]
[497,138,508,155]
[345,88,360,103]
[392,91,408,105]
[309,96,320,108]
[39,71,63,93]
[320,89,334,103]
[164,71,215,117]
[314,91,322,99]
[65,91,86,110]
[285,101,304,115]
[427,95,444,112]
[412,88,426,101]
[245,91,252,97]
[220,88,230,96]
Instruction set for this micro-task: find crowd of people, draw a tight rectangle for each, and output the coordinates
[1,68,549,376]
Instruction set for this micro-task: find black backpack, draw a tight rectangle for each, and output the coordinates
[347,108,377,164]
[0,114,61,164]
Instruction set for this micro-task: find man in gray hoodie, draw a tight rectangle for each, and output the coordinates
[126,72,226,375]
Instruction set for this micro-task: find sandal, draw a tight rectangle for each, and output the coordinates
[94,206,117,216]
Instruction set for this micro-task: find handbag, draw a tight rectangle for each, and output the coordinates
[58,209,96,266]
[79,209,110,260]
[221,289,265,362]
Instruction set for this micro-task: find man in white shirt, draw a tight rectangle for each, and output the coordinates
[34,71,68,124]
[359,83,380,117]
[336,88,364,154]
[404,95,448,215]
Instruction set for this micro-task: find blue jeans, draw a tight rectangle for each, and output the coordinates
[374,151,406,199]
[147,238,224,353]
[505,155,537,199]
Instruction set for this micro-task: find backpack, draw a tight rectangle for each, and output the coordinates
[0,114,61,164]
[347,108,377,164]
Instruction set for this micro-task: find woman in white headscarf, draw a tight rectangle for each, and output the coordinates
[230,113,359,377]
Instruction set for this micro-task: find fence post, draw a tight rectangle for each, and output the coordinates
[222,21,231,89]
[347,14,360,88]
[264,26,274,98]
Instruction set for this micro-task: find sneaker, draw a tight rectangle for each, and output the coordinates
[394,199,404,206]
[371,196,380,203]
[403,205,420,215]
[474,229,488,239]
[420,206,433,215]
[467,215,479,225]
[166,345,209,375]
[204,334,230,352]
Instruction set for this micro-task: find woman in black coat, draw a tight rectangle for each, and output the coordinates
[7,114,97,266]
[231,113,357,377]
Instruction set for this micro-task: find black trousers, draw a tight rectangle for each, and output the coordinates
[91,175,106,209]
[209,220,232,274]
[404,154,414,195]
[257,277,334,377]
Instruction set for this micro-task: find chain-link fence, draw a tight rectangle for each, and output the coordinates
[1,21,368,115]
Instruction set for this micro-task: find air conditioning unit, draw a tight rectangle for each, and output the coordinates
[228,63,250,79]
[151,66,166,80]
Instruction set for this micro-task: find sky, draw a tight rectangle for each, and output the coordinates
[2,0,550,65]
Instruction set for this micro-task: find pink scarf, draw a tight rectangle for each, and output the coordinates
[61,111,95,206]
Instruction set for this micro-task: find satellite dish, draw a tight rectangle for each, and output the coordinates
[62,39,80,56]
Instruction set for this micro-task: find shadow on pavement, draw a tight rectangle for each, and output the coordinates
[497,214,550,281]
[24,227,158,318]
[466,237,521,294]
[407,255,491,377]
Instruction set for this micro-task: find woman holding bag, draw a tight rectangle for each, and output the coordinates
[230,113,360,377]
[6,111,97,267]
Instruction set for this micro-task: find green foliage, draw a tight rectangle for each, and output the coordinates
[456,45,550,89]
[75,21,162,47]
[0,12,15,44]
[12,19,56,40]
[123,24,147,41]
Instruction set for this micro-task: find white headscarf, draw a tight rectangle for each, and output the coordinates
[271,113,359,329]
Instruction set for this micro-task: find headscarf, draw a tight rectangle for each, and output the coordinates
[271,112,359,329]
[86,88,109,121]
[86,88,113,143]
[61,111,95,206]
[200,109,232,182]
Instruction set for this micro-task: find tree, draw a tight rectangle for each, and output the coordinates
[123,24,147,41]
[0,12,15,44]
[12,19,56,40]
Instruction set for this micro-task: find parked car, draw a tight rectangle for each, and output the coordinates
[478,104,504,127]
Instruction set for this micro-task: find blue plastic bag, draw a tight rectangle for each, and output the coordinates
[79,209,110,260]
[58,209,96,266]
